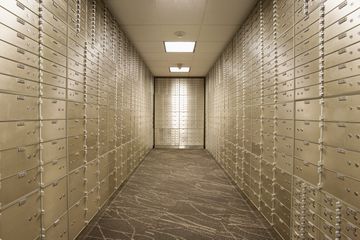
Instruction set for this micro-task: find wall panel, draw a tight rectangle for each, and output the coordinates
[0,0,153,239]
[206,0,360,239]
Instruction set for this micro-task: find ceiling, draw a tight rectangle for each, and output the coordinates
[104,0,256,77]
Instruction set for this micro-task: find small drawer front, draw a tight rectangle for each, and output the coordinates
[295,46,320,67]
[324,76,360,97]
[323,122,360,151]
[41,20,66,46]
[295,139,320,164]
[295,33,319,56]
[68,58,84,73]
[68,69,84,83]
[85,186,99,221]
[295,99,321,120]
[278,59,294,75]
[324,58,360,83]
[0,121,39,150]
[68,101,85,119]
[278,79,294,93]
[294,158,319,186]
[0,39,38,68]
[42,176,67,228]
[85,159,99,190]
[276,102,294,120]
[295,84,320,100]
[86,85,98,96]
[277,90,294,103]
[41,98,66,120]
[295,21,320,46]
[0,57,39,81]
[325,0,360,28]
[276,119,294,138]
[275,152,292,173]
[0,74,39,97]
[274,199,291,227]
[275,136,293,156]
[324,95,360,122]
[42,155,66,185]
[341,218,360,240]
[274,183,291,209]
[68,150,85,172]
[87,145,98,162]
[86,93,98,104]
[261,160,274,179]
[42,139,66,164]
[42,84,66,100]
[325,8,360,42]
[68,135,85,155]
[41,33,66,55]
[69,167,86,206]
[275,168,292,191]
[295,120,320,142]
[68,38,85,55]
[295,6,321,32]
[44,213,68,240]
[68,79,84,92]
[325,43,360,69]
[68,119,85,137]
[295,59,320,78]
[69,197,86,240]
[42,0,67,23]
[41,58,66,77]
[342,203,360,228]
[41,120,66,142]
[324,24,360,56]
[323,146,360,181]
[263,104,275,119]
[0,0,39,26]
[323,169,360,209]
[0,144,39,179]
[278,48,294,66]
[41,44,66,67]
[0,167,40,206]
[0,93,38,121]
[42,71,66,88]
[0,190,41,240]
[41,7,66,34]
[273,214,291,240]
[68,89,84,103]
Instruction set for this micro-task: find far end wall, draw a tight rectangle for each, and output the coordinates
[154,78,204,149]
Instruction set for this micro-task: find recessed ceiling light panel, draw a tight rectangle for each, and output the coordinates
[164,41,196,53]
[169,67,190,73]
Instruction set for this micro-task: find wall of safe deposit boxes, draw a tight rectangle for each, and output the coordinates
[0,0,154,239]
[206,0,360,239]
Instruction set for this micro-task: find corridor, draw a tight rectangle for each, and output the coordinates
[79,149,278,240]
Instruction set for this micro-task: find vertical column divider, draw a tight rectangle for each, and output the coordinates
[38,1,44,238]
[272,0,278,225]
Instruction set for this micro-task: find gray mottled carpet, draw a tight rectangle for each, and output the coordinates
[78,149,278,240]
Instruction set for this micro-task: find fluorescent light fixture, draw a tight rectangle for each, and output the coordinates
[164,41,196,53]
[169,66,191,73]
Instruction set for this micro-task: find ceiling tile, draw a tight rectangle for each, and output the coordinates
[198,25,239,42]
[195,42,227,53]
[142,52,194,61]
[105,0,207,25]
[133,41,165,53]
[122,25,201,42]
[203,0,257,25]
